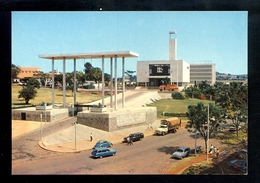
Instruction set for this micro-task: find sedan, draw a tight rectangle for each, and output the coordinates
[91,148,117,159]
[228,159,247,173]
[93,140,113,149]
[172,146,190,159]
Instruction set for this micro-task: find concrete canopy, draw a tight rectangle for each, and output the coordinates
[39,51,139,60]
[39,51,139,110]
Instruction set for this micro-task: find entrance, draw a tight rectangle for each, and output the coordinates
[149,78,164,86]
[21,112,26,120]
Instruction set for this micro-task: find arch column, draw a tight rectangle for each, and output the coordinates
[73,58,77,105]
[114,55,117,110]
[63,58,66,107]
[102,56,105,106]
[110,57,113,108]
[122,57,125,108]
[52,58,55,108]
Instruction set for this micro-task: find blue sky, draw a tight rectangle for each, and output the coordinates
[12,11,247,76]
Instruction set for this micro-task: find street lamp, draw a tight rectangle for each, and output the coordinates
[45,103,47,124]
[40,113,42,141]
[71,104,77,150]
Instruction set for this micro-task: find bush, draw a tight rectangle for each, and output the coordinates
[171,91,185,100]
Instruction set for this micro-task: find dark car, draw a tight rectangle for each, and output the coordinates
[172,146,191,159]
[236,149,247,160]
[93,140,113,149]
[91,147,116,159]
[228,159,247,173]
[123,132,144,143]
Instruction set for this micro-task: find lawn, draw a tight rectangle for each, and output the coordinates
[147,98,215,119]
[12,84,103,108]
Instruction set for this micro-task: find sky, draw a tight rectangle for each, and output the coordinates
[12,11,247,76]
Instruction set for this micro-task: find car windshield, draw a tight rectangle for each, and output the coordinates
[160,125,167,128]
[176,149,184,153]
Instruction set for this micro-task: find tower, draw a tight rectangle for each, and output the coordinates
[169,31,177,60]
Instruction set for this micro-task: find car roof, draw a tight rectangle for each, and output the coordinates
[93,147,111,151]
[130,132,143,135]
[96,140,107,143]
[178,146,189,150]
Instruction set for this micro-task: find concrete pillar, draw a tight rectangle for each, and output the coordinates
[110,57,113,108]
[73,58,77,105]
[102,56,105,106]
[122,57,125,108]
[114,56,117,110]
[52,58,55,108]
[63,58,66,108]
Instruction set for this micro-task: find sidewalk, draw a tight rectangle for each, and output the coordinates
[38,120,161,153]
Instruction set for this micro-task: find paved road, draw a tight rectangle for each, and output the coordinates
[12,125,207,174]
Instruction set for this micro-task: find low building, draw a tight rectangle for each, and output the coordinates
[17,67,43,79]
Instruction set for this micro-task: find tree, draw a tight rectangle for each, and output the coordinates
[18,86,37,104]
[12,64,21,81]
[76,71,86,90]
[185,102,225,152]
[215,82,248,137]
[33,72,51,87]
[27,78,41,89]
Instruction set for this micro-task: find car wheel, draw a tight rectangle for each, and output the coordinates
[100,156,102,159]
[113,153,115,156]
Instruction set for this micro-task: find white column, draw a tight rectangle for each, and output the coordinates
[102,56,105,106]
[73,58,77,105]
[52,58,55,108]
[122,57,125,108]
[114,56,117,110]
[110,57,113,108]
[63,58,66,107]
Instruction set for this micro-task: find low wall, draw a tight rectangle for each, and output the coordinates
[12,108,69,122]
[77,107,157,132]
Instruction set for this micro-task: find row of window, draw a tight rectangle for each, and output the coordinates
[20,71,42,73]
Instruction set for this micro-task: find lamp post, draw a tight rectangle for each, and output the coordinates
[45,103,47,124]
[71,104,76,150]
[195,130,197,156]
[40,113,42,141]
[207,104,209,162]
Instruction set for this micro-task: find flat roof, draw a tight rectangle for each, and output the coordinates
[39,51,139,60]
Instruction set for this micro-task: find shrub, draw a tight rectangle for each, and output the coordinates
[171,91,185,100]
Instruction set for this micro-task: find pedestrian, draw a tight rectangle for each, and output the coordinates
[150,123,153,131]
[209,144,213,154]
[127,137,130,145]
[90,133,93,142]
[213,146,217,156]
[216,149,219,158]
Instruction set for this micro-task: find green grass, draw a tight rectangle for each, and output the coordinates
[12,84,103,108]
[146,98,215,119]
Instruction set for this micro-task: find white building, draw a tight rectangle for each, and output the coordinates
[137,31,216,87]
[137,31,190,87]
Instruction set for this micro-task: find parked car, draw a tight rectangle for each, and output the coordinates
[123,132,144,143]
[172,146,191,159]
[93,140,113,149]
[236,149,247,160]
[91,147,116,159]
[228,159,247,173]
[229,125,241,131]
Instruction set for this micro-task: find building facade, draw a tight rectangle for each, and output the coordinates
[136,31,216,87]
[190,63,216,85]
[137,59,190,87]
